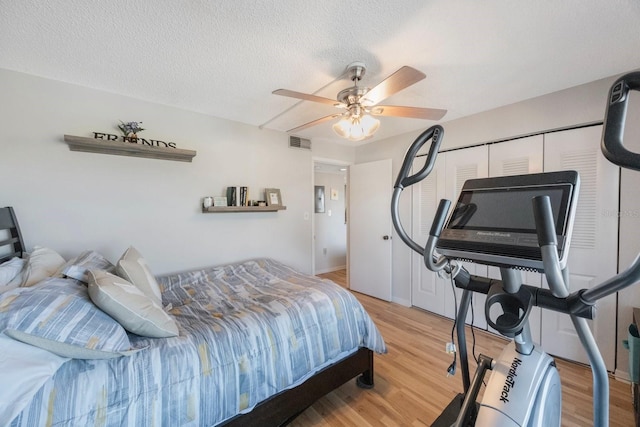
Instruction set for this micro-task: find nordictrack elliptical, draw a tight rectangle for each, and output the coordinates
[391,71,640,426]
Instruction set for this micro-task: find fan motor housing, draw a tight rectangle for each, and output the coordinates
[337,86,370,106]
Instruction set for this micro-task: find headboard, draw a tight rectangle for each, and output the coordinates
[0,207,25,263]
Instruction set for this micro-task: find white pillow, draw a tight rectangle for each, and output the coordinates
[116,246,162,306]
[0,333,69,423]
[0,257,25,287]
[87,270,178,338]
[21,247,66,287]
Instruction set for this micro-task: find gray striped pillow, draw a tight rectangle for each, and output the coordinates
[61,250,115,284]
[1,278,144,359]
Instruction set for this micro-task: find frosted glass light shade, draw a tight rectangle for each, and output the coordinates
[332,114,380,141]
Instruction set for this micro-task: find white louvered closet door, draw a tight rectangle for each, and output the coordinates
[442,146,489,327]
[543,125,619,370]
[487,135,544,345]
[411,153,447,315]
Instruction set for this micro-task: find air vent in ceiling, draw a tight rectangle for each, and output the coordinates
[289,136,311,150]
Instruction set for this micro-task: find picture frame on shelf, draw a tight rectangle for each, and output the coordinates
[265,188,282,206]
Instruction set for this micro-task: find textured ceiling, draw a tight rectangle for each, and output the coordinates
[2,0,640,145]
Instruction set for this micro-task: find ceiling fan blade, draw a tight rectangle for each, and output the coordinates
[361,66,426,106]
[287,113,344,133]
[273,89,345,108]
[370,105,447,120]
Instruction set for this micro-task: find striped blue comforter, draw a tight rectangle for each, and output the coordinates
[9,259,386,426]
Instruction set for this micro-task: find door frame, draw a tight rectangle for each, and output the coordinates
[311,157,352,277]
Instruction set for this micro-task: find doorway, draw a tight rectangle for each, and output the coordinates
[312,160,349,277]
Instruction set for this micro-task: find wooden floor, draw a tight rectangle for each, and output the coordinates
[291,269,635,427]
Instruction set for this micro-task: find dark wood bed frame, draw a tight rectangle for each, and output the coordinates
[223,347,374,426]
[0,206,25,264]
[0,206,376,427]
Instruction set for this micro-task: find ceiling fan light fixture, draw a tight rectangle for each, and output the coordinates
[273,63,445,139]
[332,114,380,141]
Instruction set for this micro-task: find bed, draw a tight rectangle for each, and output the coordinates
[0,206,386,426]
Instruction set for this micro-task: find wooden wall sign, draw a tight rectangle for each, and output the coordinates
[92,132,179,148]
[64,134,197,163]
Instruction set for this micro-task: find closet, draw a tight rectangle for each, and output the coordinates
[411,125,619,369]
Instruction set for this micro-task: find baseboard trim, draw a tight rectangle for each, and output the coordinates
[393,297,411,307]
[315,265,347,275]
[614,368,631,383]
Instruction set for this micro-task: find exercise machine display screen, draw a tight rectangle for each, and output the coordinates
[437,171,579,271]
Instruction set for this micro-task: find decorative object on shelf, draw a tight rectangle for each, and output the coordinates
[314,186,325,213]
[203,197,213,208]
[118,121,145,140]
[213,197,227,207]
[64,135,197,162]
[265,188,282,206]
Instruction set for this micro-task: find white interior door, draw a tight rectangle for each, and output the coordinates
[542,125,619,370]
[349,159,392,301]
[488,134,543,177]
[411,153,447,314]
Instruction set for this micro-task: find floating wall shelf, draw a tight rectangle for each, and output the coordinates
[202,206,287,213]
[64,135,197,162]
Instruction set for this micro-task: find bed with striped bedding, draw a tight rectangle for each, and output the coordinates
[8,258,386,426]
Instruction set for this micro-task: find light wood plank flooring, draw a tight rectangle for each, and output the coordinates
[291,269,634,426]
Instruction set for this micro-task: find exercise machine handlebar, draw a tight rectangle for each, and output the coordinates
[602,71,640,171]
[424,199,452,272]
[391,125,444,258]
[532,195,570,298]
[394,125,444,190]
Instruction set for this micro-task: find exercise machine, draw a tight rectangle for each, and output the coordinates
[390,71,640,426]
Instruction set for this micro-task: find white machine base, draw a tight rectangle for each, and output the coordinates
[475,343,562,426]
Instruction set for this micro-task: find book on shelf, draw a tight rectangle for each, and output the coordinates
[240,186,248,206]
[226,186,249,207]
[226,187,236,207]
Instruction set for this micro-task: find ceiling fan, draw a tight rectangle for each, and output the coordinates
[273,62,447,141]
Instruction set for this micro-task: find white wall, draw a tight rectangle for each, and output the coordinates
[313,171,346,273]
[356,72,640,375]
[0,69,349,275]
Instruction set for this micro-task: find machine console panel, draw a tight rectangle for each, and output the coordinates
[437,171,579,271]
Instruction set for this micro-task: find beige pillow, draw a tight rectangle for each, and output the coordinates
[87,270,178,338]
[116,246,162,306]
[21,247,66,287]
